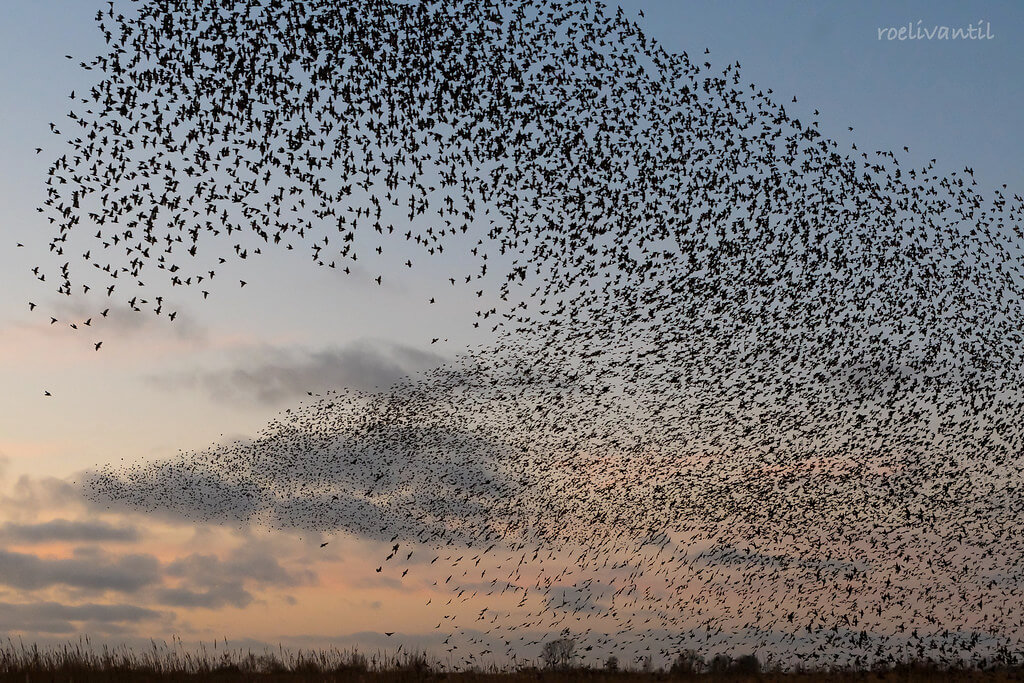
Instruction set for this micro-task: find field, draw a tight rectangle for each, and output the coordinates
[2,640,1024,683]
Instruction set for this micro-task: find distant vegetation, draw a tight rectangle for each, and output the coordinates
[2,638,1024,682]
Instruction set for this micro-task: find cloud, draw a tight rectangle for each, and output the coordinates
[155,542,315,609]
[349,574,417,593]
[165,546,314,588]
[544,585,610,614]
[148,339,446,405]
[81,413,518,544]
[0,519,140,544]
[47,297,207,343]
[0,548,161,593]
[0,600,163,633]
[285,629,452,652]
[0,475,80,519]
[154,584,254,609]
[698,544,868,573]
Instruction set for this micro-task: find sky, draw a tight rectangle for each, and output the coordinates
[1,0,1022,669]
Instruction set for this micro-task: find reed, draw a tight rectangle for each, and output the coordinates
[1,638,1022,682]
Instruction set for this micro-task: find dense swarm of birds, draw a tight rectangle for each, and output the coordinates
[31,0,1024,671]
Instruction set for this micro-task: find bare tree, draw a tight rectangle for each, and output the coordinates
[670,649,703,676]
[541,638,576,670]
[709,653,733,674]
[733,653,760,675]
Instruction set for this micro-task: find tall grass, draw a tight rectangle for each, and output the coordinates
[0,635,433,680]
[1,637,1023,681]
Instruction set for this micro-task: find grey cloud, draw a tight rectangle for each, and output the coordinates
[287,629,451,652]
[0,475,79,518]
[0,519,140,544]
[155,584,254,609]
[165,547,314,588]
[156,544,314,609]
[48,298,206,342]
[222,543,317,585]
[699,544,868,573]
[350,574,417,593]
[543,585,610,614]
[148,339,445,405]
[0,548,161,593]
[279,627,554,660]
[83,465,266,526]
[81,417,517,544]
[0,601,163,633]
